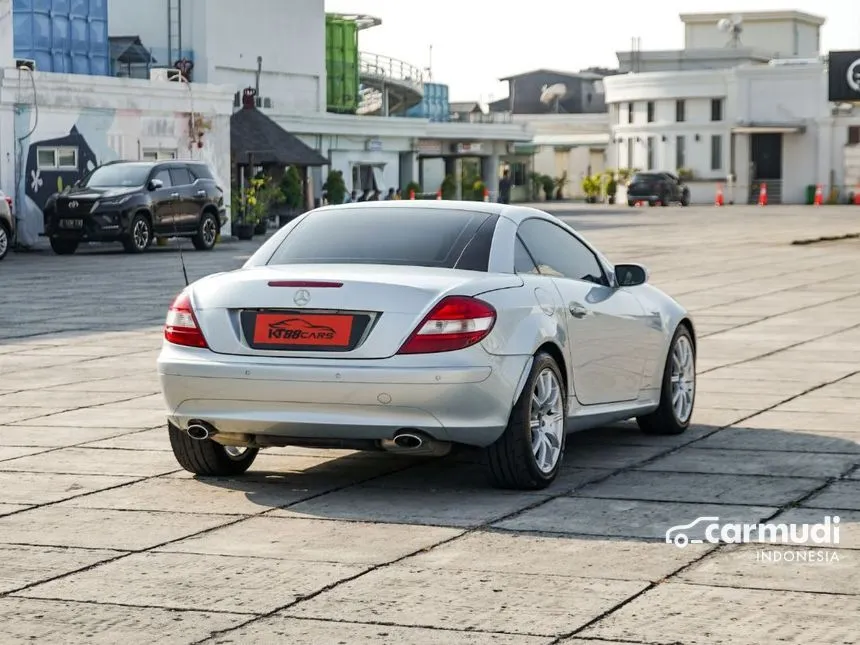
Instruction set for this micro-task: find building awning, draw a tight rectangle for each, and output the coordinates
[731,123,806,134]
[231,107,329,167]
[109,36,156,65]
[531,133,610,147]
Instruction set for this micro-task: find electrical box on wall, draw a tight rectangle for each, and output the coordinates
[150,68,182,82]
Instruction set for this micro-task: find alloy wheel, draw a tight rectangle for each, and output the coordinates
[529,368,564,473]
[0,226,7,258]
[133,218,150,250]
[202,216,217,246]
[670,335,695,423]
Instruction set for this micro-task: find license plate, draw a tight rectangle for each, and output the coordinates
[251,313,354,348]
[59,219,83,229]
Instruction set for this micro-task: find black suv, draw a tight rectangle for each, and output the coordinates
[626,172,690,207]
[43,160,226,255]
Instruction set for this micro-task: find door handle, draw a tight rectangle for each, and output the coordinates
[170,192,180,198]
[195,190,206,197]
[569,302,589,318]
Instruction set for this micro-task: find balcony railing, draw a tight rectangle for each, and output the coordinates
[359,52,425,92]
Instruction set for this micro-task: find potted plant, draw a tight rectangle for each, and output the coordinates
[527,172,542,201]
[404,181,421,200]
[322,169,347,205]
[581,174,601,203]
[441,174,457,200]
[277,165,304,226]
[541,175,555,201]
[471,179,487,201]
[553,172,568,200]
[677,168,694,182]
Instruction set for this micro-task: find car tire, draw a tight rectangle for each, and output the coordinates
[486,352,567,490]
[0,222,9,261]
[637,325,696,435]
[50,238,78,255]
[168,422,259,476]
[681,193,690,207]
[123,214,152,253]
[661,192,670,206]
[628,200,635,207]
[192,212,219,251]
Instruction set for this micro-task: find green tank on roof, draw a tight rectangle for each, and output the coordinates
[326,15,360,114]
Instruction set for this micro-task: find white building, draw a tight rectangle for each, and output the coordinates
[107,0,531,199]
[604,10,860,205]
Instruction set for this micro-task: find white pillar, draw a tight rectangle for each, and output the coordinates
[0,0,13,69]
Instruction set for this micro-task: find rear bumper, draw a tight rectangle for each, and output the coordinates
[156,343,531,447]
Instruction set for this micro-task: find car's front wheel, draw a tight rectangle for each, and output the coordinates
[486,352,566,490]
[123,214,152,253]
[0,222,9,261]
[168,422,259,476]
[637,325,696,435]
[192,212,219,251]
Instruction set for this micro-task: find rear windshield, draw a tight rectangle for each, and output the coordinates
[631,173,661,183]
[265,207,496,270]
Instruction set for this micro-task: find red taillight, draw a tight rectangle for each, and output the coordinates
[397,296,496,355]
[164,291,208,348]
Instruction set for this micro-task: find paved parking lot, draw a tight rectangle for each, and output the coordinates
[1,204,858,644]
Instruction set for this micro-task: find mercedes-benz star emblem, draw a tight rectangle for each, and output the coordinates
[293,289,311,306]
[68,200,78,209]
[848,58,860,93]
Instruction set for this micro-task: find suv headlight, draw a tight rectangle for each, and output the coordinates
[99,195,133,207]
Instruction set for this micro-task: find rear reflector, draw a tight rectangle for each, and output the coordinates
[397,296,496,355]
[164,291,208,348]
[268,280,343,288]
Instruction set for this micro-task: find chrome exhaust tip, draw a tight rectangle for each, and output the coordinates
[380,430,451,457]
[186,421,215,441]
[393,433,423,449]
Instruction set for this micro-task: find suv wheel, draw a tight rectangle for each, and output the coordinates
[50,238,79,255]
[192,212,219,251]
[0,222,9,261]
[123,214,152,253]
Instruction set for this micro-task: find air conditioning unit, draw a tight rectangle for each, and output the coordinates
[150,68,182,82]
[15,59,36,71]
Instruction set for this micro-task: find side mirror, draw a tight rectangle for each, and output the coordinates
[615,263,649,287]
[148,178,163,191]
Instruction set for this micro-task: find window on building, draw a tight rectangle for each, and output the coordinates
[848,126,860,145]
[676,135,686,170]
[37,146,78,170]
[627,138,634,168]
[510,162,528,186]
[711,98,723,121]
[627,102,634,124]
[676,100,685,122]
[647,101,655,123]
[711,135,723,170]
[646,137,655,169]
[142,149,178,161]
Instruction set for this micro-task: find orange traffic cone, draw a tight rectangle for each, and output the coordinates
[483,187,489,202]
[409,189,415,200]
[854,184,860,205]
[758,183,767,206]
[813,184,823,206]
[436,190,442,200]
[715,184,724,206]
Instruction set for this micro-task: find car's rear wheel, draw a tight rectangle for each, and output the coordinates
[192,212,219,251]
[681,191,691,206]
[486,352,566,490]
[168,421,259,476]
[50,238,78,255]
[0,222,9,260]
[661,191,670,206]
[123,214,152,253]
[637,325,695,435]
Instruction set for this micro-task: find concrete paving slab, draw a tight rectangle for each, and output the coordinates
[638,447,858,479]
[580,583,860,644]
[403,530,707,582]
[202,617,550,645]
[0,471,136,505]
[274,486,547,528]
[160,516,461,564]
[0,447,179,476]
[574,471,824,506]
[15,407,167,429]
[0,425,131,448]
[695,427,860,453]
[0,389,145,408]
[79,428,170,451]
[493,498,776,539]
[20,551,367,615]
[285,566,647,638]
[559,443,671,470]
[0,597,246,645]
[0,408,44,424]
[0,507,234,550]
[678,545,854,595]
[801,480,860,511]
[770,508,860,549]
[0,545,122,593]
[0,446,51,461]
[0,504,31,517]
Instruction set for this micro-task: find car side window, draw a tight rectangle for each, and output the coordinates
[517,218,607,286]
[153,169,172,187]
[169,167,193,186]
[514,235,539,274]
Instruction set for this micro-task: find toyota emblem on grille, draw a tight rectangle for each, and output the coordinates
[68,200,79,209]
[293,289,311,306]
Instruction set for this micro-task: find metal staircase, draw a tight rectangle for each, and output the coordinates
[356,52,424,116]
[748,179,782,204]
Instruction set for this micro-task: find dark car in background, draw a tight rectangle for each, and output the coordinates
[627,172,690,207]
[43,160,226,255]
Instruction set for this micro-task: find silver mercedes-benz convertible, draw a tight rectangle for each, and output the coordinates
[157,201,696,490]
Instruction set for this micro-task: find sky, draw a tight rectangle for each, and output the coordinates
[323,0,860,102]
